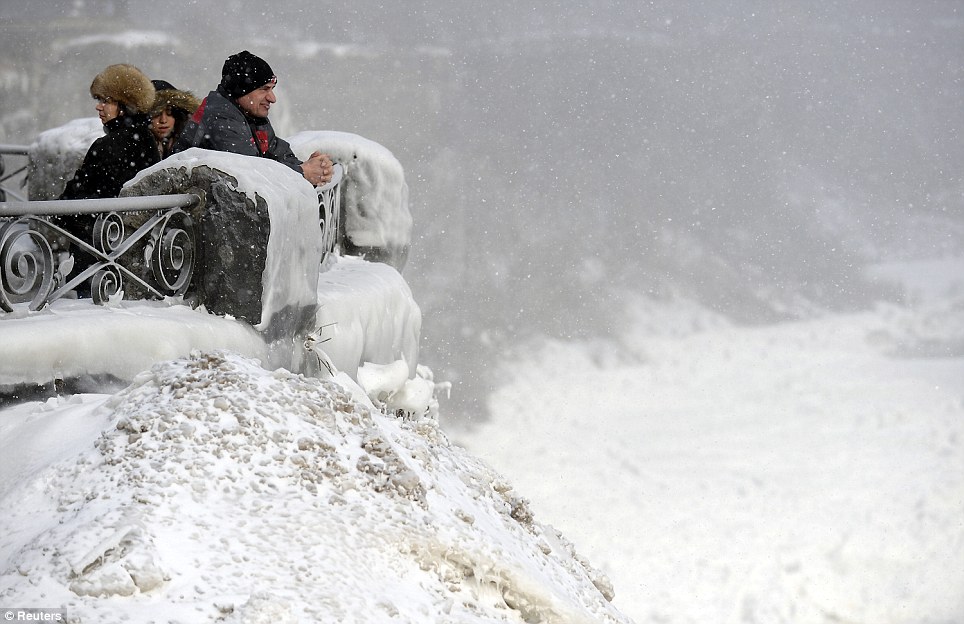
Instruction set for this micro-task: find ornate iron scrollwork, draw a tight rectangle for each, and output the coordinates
[0,218,56,311]
[0,198,198,312]
[317,162,344,265]
[90,264,123,304]
[146,209,195,296]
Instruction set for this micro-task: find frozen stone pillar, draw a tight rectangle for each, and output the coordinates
[123,149,324,371]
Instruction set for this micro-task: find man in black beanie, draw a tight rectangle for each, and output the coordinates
[173,50,332,186]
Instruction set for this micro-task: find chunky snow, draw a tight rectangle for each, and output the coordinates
[0,351,627,623]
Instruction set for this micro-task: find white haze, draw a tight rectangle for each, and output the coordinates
[1,2,963,623]
[3,4,961,407]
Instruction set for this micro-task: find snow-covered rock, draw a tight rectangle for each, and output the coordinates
[289,130,412,270]
[0,351,630,623]
[125,149,323,372]
[27,117,103,200]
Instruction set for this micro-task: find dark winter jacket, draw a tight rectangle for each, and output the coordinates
[59,113,160,200]
[172,87,302,173]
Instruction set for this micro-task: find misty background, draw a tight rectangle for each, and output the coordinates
[1,0,961,419]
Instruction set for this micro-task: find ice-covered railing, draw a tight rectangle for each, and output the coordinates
[0,129,418,387]
[317,163,344,260]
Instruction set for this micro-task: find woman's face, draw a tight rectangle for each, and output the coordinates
[151,107,174,140]
[95,96,120,124]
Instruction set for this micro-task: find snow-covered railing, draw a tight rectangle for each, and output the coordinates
[0,156,346,315]
[0,134,417,386]
[0,194,199,311]
[0,144,29,202]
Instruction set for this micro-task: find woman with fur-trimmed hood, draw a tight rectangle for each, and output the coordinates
[149,79,200,159]
[60,64,160,199]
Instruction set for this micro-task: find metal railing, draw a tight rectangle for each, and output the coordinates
[0,144,29,202]
[0,194,199,312]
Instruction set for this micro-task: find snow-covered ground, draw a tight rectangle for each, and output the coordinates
[457,286,964,623]
[0,351,628,623]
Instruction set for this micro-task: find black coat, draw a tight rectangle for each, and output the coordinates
[60,113,160,200]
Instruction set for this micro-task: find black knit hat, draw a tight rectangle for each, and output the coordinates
[151,79,177,92]
[220,51,276,98]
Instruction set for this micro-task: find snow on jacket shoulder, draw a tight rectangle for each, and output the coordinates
[172,89,302,174]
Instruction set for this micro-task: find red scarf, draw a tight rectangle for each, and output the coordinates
[254,130,269,155]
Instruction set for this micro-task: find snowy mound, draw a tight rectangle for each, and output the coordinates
[0,352,629,623]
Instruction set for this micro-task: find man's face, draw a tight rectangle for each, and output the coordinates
[236,81,277,118]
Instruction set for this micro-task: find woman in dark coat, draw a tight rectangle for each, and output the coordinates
[60,64,159,199]
[57,64,159,297]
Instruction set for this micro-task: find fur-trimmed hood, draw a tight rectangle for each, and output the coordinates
[150,86,201,118]
[89,64,155,114]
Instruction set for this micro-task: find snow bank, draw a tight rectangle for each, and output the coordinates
[0,255,423,391]
[27,117,103,200]
[461,306,964,624]
[0,351,629,623]
[311,254,421,379]
[0,299,267,388]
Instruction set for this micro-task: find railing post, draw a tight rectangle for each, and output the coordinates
[317,162,344,265]
[0,145,30,203]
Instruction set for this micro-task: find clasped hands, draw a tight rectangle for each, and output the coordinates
[302,151,335,186]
